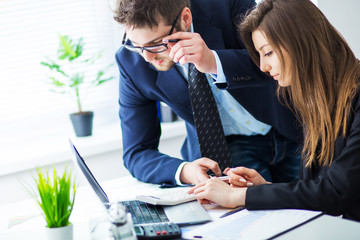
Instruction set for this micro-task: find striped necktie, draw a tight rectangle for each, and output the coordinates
[188,63,232,171]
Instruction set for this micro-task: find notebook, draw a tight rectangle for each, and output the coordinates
[69,139,211,226]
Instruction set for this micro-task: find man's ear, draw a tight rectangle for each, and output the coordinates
[180,7,192,30]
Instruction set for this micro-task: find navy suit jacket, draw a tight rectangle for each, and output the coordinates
[115,0,302,186]
[246,88,360,222]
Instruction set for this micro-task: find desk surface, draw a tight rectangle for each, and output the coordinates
[1,175,360,240]
[276,214,360,240]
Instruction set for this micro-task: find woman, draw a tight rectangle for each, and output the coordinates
[190,0,360,221]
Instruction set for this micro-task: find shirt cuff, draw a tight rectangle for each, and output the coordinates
[175,161,188,186]
[210,50,226,84]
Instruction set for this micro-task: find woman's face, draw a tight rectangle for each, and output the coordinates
[252,29,292,87]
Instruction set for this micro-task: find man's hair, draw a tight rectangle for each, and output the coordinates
[114,0,190,29]
[240,0,360,167]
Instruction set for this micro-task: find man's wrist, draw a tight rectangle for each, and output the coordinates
[210,50,226,83]
[175,161,188,185]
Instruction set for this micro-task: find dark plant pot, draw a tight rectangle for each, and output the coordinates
[69,111,94,137]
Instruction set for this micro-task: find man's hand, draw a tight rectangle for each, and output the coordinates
[163,32,217,74]
[180,158,222,184]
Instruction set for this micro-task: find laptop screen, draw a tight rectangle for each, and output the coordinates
[69,139,110,207]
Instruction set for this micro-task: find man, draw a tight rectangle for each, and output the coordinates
[114,0,302,187]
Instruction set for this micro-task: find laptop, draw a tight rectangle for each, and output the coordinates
[69,140,211,227]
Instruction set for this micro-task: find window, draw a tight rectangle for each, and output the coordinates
[0,0,123,173]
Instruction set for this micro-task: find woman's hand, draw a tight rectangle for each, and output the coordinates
[188,177,247,208]
[225,167,270,187]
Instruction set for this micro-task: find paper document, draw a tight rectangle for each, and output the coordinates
[183,209,322,240]
[136,186,196,205]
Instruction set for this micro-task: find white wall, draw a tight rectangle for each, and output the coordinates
[318,0,360,58]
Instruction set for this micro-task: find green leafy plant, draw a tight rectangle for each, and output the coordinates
[40,33,114,113]
[28,166,76,228]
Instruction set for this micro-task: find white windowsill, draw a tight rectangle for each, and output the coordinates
[0,120,187,177]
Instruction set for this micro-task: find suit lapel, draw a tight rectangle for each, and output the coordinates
[154,65,193,117]
[155,65,187,95]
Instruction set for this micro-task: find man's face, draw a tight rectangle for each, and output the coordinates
[126,21,178,71]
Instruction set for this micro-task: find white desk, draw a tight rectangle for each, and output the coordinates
[1,175,360,239]
[275,214,360,240]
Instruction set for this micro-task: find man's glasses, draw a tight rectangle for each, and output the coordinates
[122,14,180,54]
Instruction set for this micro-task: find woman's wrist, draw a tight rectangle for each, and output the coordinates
[231,187,247,207]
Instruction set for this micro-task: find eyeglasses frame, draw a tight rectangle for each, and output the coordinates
[121,13,181,53]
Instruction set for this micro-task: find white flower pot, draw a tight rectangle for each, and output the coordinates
[45,224,73,240]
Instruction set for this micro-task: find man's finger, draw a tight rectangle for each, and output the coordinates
[199,158,221,176]
[163,31,194,42]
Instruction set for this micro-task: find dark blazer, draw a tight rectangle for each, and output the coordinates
[246,89,360,222]
[115,0,302,186]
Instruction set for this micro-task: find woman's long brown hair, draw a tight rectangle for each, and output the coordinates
[240,0,360,167]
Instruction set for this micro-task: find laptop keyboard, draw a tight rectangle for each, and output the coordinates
[121,200,169,224]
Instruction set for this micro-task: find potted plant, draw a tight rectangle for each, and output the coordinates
[27,166,76,240]
[41,34,114,137]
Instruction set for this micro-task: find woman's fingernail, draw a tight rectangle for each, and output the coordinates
[239,178,246,183]
[247,182,254,187]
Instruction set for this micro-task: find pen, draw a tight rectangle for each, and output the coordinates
[219,206,245,218]
[210,175,230,181]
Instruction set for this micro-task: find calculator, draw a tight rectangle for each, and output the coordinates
[134,222,181,239]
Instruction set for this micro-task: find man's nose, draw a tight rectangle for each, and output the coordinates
[142,50,157,62]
